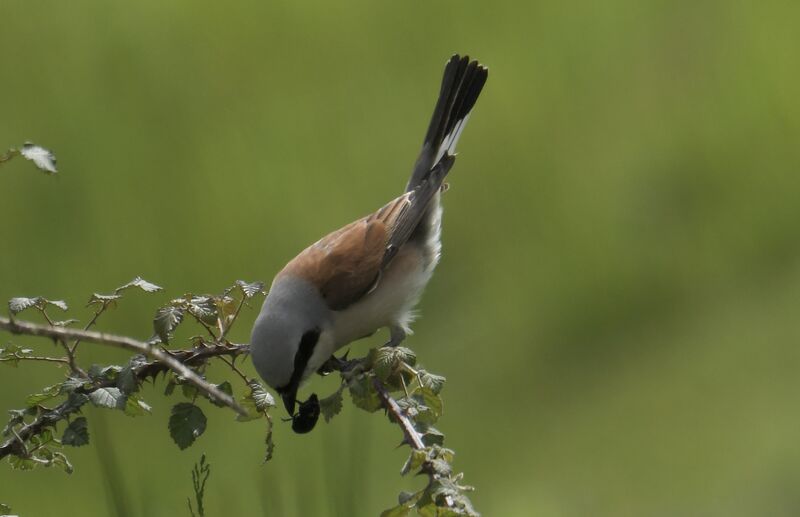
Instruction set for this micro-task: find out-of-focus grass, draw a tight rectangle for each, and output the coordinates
[2,1,800,516]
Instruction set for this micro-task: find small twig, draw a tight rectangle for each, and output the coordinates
[220,296,247,340]
[217,356,250,385]
[40,309,85,377]
[0,316,245,416]
[70,301,109,354]
[0,355,69,365]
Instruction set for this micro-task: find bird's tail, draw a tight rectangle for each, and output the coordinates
[406,54,488,192]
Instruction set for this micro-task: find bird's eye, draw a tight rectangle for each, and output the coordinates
[291,393,320,434]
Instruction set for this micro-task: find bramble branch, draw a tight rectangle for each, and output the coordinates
[0,316,244,416]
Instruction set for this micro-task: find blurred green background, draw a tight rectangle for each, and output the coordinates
[2,1,800,515]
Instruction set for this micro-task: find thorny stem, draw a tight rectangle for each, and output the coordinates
[70,301,109,355]
[40,309,85,377]
[0,316,245,416]
[372,376,426,450]
[218,355,250,385]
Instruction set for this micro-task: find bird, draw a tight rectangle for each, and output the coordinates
[250,54,488,432]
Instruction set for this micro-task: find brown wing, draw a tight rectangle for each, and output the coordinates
[279,193,417,311]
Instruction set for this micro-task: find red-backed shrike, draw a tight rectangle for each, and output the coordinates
[250,55,488,431]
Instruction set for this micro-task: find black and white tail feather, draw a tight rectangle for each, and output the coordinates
[406,54,489,192]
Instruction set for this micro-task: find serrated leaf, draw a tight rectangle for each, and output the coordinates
[164,380,176,396]
[401,449,427,476]
[89,387,125,409]
[117,276,162,294]
[235,280,266,298]
[25,384,63,407]
[123,394,152,416]
[394,346,416,366]
[187,296,217,324]
[208,381,233,407]
[416,424,445,447]
[8,454,36,470]
[169,403,207,450]
[20,143,57,173]
[319,390,343,423]
[8,297,39,314]
[248,380,275,412]
[116,365,138,395]
[373,348,398,381]
[88,293,122,305]
[0,344,34,367]
[45,299,68,311]
[62,417,89,447]
[348,374,382,413]
[414,387,443,420]
[418,370,446,395]
[64,392,89,412]
[153,305,184,343]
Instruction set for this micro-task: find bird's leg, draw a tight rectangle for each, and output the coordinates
[383,325,407,348]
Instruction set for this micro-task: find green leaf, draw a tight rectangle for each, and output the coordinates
[123,394,152,416]
[349,374,382,413]
[188,296,218,324]
[89,387,125,409]
[319,390,343,423]
[8,454,36,470]
[0,503,12,514]
[62,417,89,447]
[401,449,427,476]
[25,384,64,407]
[415,423,445,446]
[164,379,177,396]
[418,370,446,395]
[169,403,207,450]
[373,348,398,381]
[0,344,34,367]
[153,305,185,343]
[117,276,162,294]
[117,366,138,395]
[64,392,89,412]
[414,387,443,420]
[20,142,57,173]
[394,347,416,366]
[208,381,233,407]
[235,280,266,298]
[380,505,412,517]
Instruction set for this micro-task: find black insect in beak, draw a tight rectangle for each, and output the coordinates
[291,393,320,434]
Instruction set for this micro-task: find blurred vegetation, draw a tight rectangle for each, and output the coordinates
[2,0,800,515]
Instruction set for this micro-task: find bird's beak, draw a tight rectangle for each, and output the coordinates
[281,388,297,415]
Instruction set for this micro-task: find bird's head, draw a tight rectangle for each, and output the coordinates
[250,275,329,419]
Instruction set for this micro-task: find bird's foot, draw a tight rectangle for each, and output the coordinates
[316,349,358,375]
[382,326,407,348]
